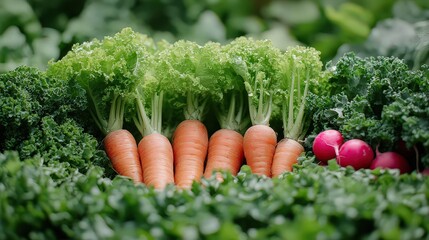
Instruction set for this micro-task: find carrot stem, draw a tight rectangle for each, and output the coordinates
[216,92,249,133]
[106,93,125,134]
[247,72,272,126]
[134,89,164,137]
[184,92,208,121]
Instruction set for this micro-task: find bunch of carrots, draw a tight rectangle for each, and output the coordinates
[47,28,326,189]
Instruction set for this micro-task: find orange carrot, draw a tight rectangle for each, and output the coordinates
[104,129,143,183]
[138,132,174,189]
[271,138,304,177]
[204,129,244,180]
[172,119,208,189]
[243,124,277,177]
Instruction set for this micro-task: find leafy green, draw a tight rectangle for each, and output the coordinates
[153,40,226,122]
[276,46,326,141]
[225,37,282,126]
[206,41,250,133]
[1,151,428,239]
[126,43,162,138]
[1,18,429,240]
[4,0,427,73]
[0,0,62,72]
[0,65,110,178]
[0,66,86,151]
[47,27,156,135]
[20,116,109,174]
[335,0,429,70]
[308,52,429,167]
[325,2,374,40]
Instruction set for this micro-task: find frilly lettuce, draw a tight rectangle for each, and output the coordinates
[276,46,326,141]
[224,37,282,126]
[47,27,156,135]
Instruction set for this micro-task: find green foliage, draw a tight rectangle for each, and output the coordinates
[225,37,282,126]
[20,116,109,174]
[308,53,429,167]
[47,28,156,135]
[1,11,429,238]
[0,66,86,150]
[335,0,429,69]
[212,42,250,133]
[276,46,326,141]
[132,40,182,138]
[0,0,62,72]
[261,0,397,62]
[1,152,428,239]
[4,0,427,73]
[0,65,110,177]
[153,40,231,121]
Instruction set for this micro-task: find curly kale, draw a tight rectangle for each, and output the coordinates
[0,66,87,150]
[20,116,110,174]
[308,53,429,167]
[0,66,110,174]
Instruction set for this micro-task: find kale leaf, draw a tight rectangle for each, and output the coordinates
[0,66,87,150]
[20,116,109,174]
[0,66,111,174]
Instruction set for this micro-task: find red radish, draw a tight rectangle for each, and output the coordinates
[395,140,416,160]
[370,149,411,174]
[395,140,419,171]
[337,139,374,170]
[421,168,429,176]
[312,130,344,163]
[318,161,328,166]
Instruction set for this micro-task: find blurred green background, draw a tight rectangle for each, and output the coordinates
[1,0,429,73]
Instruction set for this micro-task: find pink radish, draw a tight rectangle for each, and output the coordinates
[370,149,411,174]
[312,130,344,163]
[337,139,374,170]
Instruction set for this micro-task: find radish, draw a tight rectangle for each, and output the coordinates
[394,140,419,171]
[337,139,374,170]
[394,140,416,160]
[370,149,411,174]
[312,130,344,163]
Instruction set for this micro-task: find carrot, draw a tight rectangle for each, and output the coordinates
[138,132,174,189]
[204,129,244,180]
[173,119,208,188]
[271,138,304,177]
[243,124,277,177]
[104,129,143,183]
